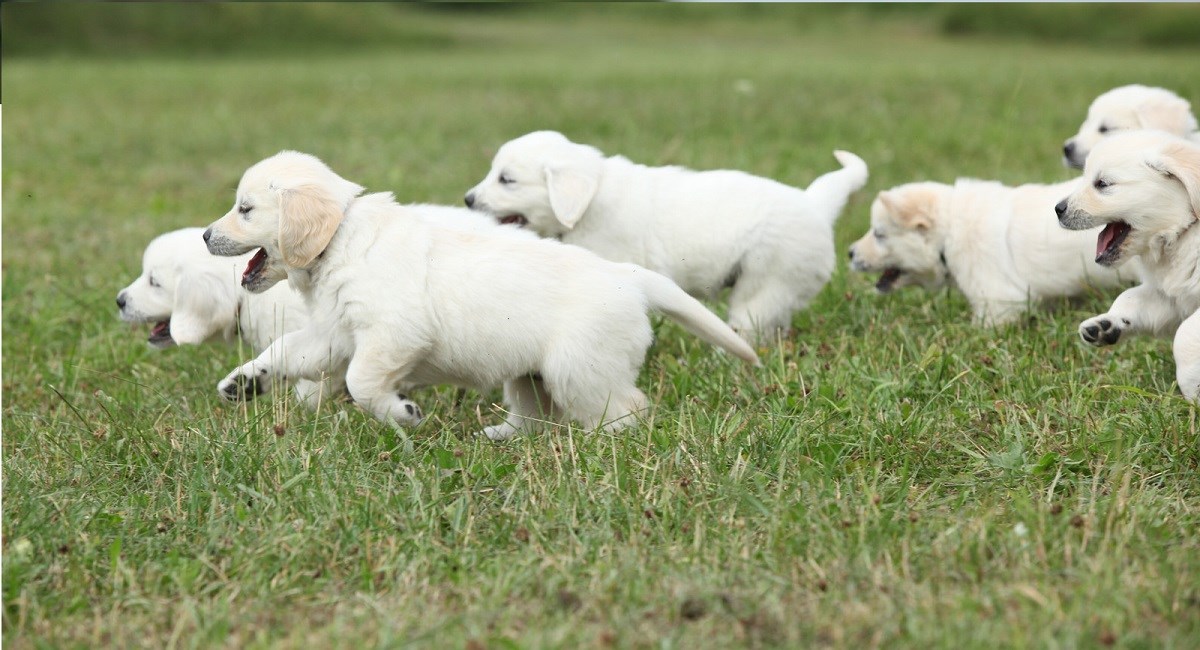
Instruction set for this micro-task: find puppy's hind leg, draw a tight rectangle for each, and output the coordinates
[727,271,816,344]
[344,340,425,429]
[727,231,834,344]
[476,374,559,441]
[583,387,647,433]
[545,368,647,433]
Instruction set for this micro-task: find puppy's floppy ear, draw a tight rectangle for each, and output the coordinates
[1148,142,1200,219]
[1135,98,1198,135]
[545,162,599,229]
[880,189,934,231]
[278,184,345,268]
[877,191,902,216]
[170,270,238,345]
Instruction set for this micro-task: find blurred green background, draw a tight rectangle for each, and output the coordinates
[4,2,1198,59]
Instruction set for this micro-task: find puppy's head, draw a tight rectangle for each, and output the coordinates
[464,130,603,237]
[117,228,247,348]
[1063,85,1197,169]
[848,183,951,293]
[1057,130,1200,267]
[204,151,363,292]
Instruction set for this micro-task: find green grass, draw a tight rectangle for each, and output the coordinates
[4,5,1200,648]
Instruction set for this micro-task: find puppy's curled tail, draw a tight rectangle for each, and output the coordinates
[806,150,869,225]
[634,268,760,365]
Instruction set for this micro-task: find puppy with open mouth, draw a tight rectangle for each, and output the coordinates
[1056,130,1200,403]
[848,178,1137,326]
[204,151,759,440]
[116,227,340,408]
[464,130,868,344]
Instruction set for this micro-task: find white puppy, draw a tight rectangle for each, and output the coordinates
[1056,130,1200,403]
[1063,84,1199,169]
[117,228,339,407]
[464,130,868,342]
[203,151,759,440]
[848,178,1137,326]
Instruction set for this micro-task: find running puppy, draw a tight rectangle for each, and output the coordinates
[464,131,868,343]
[117,227,338,407]
[204,151,759,440]
[849,178,1137,326]
[1056,130,1200,403]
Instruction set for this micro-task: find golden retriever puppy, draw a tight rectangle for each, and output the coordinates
[848,178,1135,326]
[1056,130,1200,402]
[1063,84,1198,169]
[464,130,869,343]
[202,151,758,440]
[117,227,340,407]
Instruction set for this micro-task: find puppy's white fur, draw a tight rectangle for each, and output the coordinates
[204,151,758,439]
[465,130,868,342]
[848,178,1137,326]
[1064,84,1199,169]
[1057,130,1200,403]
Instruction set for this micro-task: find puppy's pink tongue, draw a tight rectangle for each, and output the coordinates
[1096,222,1127,259]
[243,248,268,282]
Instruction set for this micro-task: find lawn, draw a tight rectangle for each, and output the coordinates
[3,5,1199,648]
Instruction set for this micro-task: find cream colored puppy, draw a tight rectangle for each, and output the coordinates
[117,227,338,407]
[848,178,1136,326]
[1056,130,1200,402]
[464,130,868,342]
[1063,84,1199,169]
[203,151,758,440]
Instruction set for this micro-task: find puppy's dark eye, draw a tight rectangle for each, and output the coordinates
[1093,178,1110,190]
[238,204,252,216]
[498,174,514,185]
[148,275,161,288]
[873,228,886,240]
[1098,125,1110,134]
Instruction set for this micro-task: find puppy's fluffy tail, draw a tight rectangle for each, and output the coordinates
[636,268,760,365]
[806,150,869,225]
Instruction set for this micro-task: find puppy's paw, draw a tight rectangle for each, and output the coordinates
[1080,315,1124,346]
[218,366,268,402]
[475,423,519,442]
[392,393,424,425]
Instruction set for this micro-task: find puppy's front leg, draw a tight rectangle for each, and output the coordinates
[1173,309,1200,404]
[1080,285,1181,346]
[344,339,426,428]
[218,328,342,402]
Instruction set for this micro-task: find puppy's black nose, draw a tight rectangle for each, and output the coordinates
[464,192,475,208]
[202,228,212,243]
[1054,199,1068,218]
[1063,141,1075,158]
[116,292,126,310]
[847,245,856,260]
